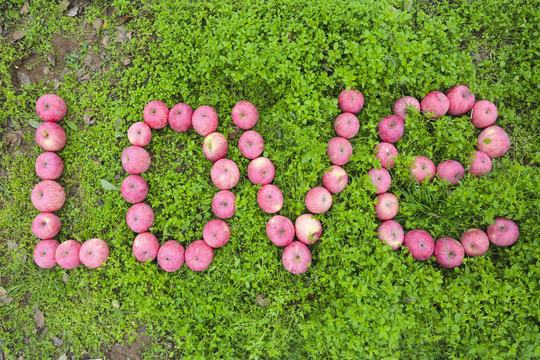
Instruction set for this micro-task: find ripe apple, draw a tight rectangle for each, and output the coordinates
[266,215,295,247]
[477,125,511,158]
[33,239,60,268]
[203,219,231,248]
[238,130,264,159]
[122,146,151,175]
[169,103,193,132]
[157,240,185,272]
[374,142,399,169]
[461,228,489,257]
[55,240,82,269]
[35,152,63,180]
[338,88,364,114]
[126,203,154,233]
[327,137,353,166]
[36,122,66,152]
[437,160,465,185]
[434,237,464,268]
[487,217,519,247]
[36,94,67,122]
[212,190,236,219]
[393,96,420,121]
[410,156,436,183]
[305,186,333,214]
[232,101,259,130]
[334,113,359,139]
[203,132,228,162]
[121,175,148,204]
[192,105,219,136]
[421,91,449,119]
[143,100,169,129]
[446,85,475,116]
[185,240,214,271]
[377,115,405,143]
[247,157,275,185]
[322,165,348,194]
[367,168,391,194]
[31,212,61,239]
[282,241,312,274]
[31,180,66,212]
[468,151,492,177]
[127,122,152,147]
[471,100,497,128]
[133,232,160,263]
[377,220,404,250]
[403,230,434,261]
[79,238,109,268]
[257,184,283,214]
[374,193,399,221]
[211,159,240,190]
[295,214,322,245]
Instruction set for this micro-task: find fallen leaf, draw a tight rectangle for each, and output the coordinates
[37,326,49,340]
[100,179,119,191]
[92,18,103,30]
[112,300,120,308]
[83,109,95,125]
[20,1,30,15]
[58,0,70,12]
[66,5,79,17]
[118,15,133,24]
[404,0,413,11]
[62,273,69,283]
[228,126,241,139]
[122,58,131,66]
[3,132,22,147]
[80,74,91,81]
[84,54,93,66]
[52,337,63,346]
[256,294,270,307]
[11,30,26,41]
[114,118,123,131]
[115,26,132,43]
[58,355,67,360]
[17,72,30,85]
[7,240,19,251]
[28,120,41,128]
[102,35,110,47]
[34,308,45,329]
[75,68,85,78]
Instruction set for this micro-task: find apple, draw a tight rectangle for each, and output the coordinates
[487,217,519,247]
[238,130,264,159]
[121,175,148,204]
[185,240,214,271]
[282,241,312,274]
[471,100,497,128]
[127,122,152,147]
[232,101,259,129]
[367,168,391,194]
[434,237,464,268]
[33,239,60,268]
[192,105,219,136]
[133,232,160,263]
[421,91,449,119]
[122,146,151,175]
[334,113,359,139]
[295,214,322,245]
[437,160,465,185]
[126,203,154,233]
[468,151,492,177]
[257,184,283,214]
[446,85,475,116]
[55,240,82,269]
[461,228,489,257]
[79,238,109,268]
[322,165,348,194]
[211,159,240,190]
[169,103,193,132]
[36,123,66,152]
[143,100,169,129]
[203,132,228,162]
[377,115,405,143]
[338,88,364,114]
[393,96,420,121]
[477,126,511,158]
[305,186,333,214]
[377,220,404,250]
[36,94,67,122]
[247,157,275,185]
[410,156,436,183]
[202,219,231,248]
[212,190,236,219]
[374,142,399,169]
[374,193,399,221]
[266,215,295,247]
[327,137,353,166]
[31,180,66,212]
[157,240,185,272]
[35,152,63,180]
[31,212,61,239]
[403,230,434,261]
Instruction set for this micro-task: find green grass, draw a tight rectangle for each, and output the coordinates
[1,0,539,359]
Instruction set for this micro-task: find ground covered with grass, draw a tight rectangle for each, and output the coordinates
[1,0,539,359]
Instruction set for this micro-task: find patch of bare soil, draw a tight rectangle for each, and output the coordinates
[107,330,151,360]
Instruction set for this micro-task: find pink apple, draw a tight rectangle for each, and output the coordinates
[232,101,259,129]
[33,239,60,268]
[36,94,67,122]
[368,168,391,194]
[377,220,404,250]
[133,232,160,263]
[157,240,185,272]
[421,91,449,119]
[295,214,322,245]
[127,122,152,147]
[461,228,489,257]
[437,160,465,185]
[192,105,219,136]
[35,152,63,180]
[247,157,275,185]
[36,122,66,152]
[434,237,464,268]
[211,159,240,190]
[126,203,154,233]
[487,217,519,247]
[202,219,231,248]
[169,103,193,132]
[282,241,312,274]
[122,146,151,175]
[31,180,66,212]
[338,88,364,114]
[334,113,359,139]
[55,240,82,269]
[305,186,333,214]
[446,85,475,116]
[393,96,420,121]
[322,165,348,194]
[31,212,61,239]
[471,100,497,128]
[121,175,148,204]
[327,137,353,166]
[403,230,434,261]
[238,130,264,159]
[212,190,236,219]
[378,116,405,143]
[410,156,436,183]
[374,193,399,221]
[143,100,169,129]
[477,126,511,158]
[203,132,228,162]
[79,238,109,268]
[374,142,399,169]
[185,240,214,271]
[266,215,295,247]
[257,184,283,214]
[468,151,492,177]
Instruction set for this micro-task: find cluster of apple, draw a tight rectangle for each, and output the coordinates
[371,85,518,268]
[31,94,109,269]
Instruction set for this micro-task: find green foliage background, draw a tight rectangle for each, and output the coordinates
[1,0,539,358]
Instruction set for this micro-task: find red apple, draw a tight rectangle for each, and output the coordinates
[169,103,193,132]
[471,100,497,128]
[126,203,154,233]
[305,186,333,214]
[374,142,399,169]
[434,237,464,268]
[133,232,160,263]
[437,160,464,185]
[421,91,449,119]
[121,175,148,204]
[31,212,61,239]
[211,159,240,190]
[192,105,219,136]
[282,241,312,274]
[36,94,67,122]
[257,184,283,214]
[295,214,322,245]
[203,132,228,162]
[202,219,230,248]
[403,230,434,261]
[377,220,404,250]
[232,101,259,129]
[157,240,185,272]
[55,240,82,269]
[266,215,295,247]
[468,151,492,177]
[212,190,236,219]
[35,152,63,180]
[461,228,489,257]
[247,157,275,185]
[127,122,152,147]
[122,146,151,175]
[393,96,420,121]
[79,238,109,268]
[378,115,405,143]
[322,165,348,194]
[477,126,511,158]
[374,193,399,221]
[338,88,364,114]
[36,122,66,152]
[327,137,353,166]
[446,85,475,116]
[368,168,391,194]
[238,130,264,159]
[185,240,214,271]
[31,180,66,212]
[334,113,359,139]
[487,217,519,247]
[33,239,60,268]
[143,100,169,129]
[410,156,436,183]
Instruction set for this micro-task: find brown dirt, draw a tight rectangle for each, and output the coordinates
[107,331,151,360]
